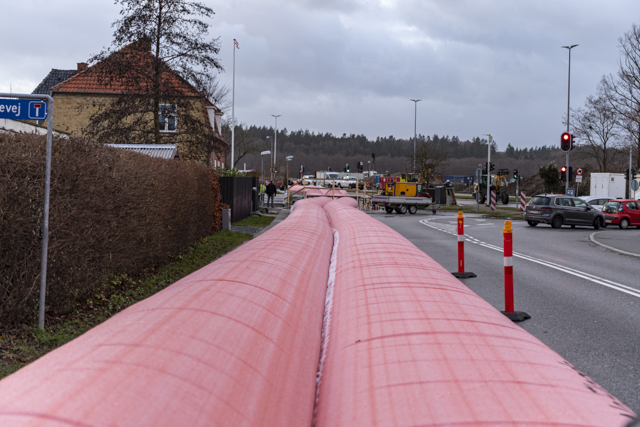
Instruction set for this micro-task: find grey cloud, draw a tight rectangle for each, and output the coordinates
[3,0,640,149]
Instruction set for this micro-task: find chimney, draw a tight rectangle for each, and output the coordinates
[77,63,88,72]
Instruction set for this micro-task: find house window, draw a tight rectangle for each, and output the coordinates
[159,104,177,132]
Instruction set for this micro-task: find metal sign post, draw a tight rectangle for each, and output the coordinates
[575,167,583,195]
[475,167,481,211]
[0,93,53,329]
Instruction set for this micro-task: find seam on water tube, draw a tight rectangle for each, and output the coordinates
[312,228,339,426]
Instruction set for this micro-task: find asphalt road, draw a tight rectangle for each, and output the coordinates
[370,209,640,415]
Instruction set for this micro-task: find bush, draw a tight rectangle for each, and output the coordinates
[538,163,564,194]
[0,133,222,326]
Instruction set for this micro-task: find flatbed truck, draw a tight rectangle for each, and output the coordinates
[371,195,438,214]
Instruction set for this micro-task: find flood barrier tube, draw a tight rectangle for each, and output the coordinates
[0,199,334,427]
[314,200,635,426]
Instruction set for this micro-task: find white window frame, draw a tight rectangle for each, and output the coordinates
[159,104,177,133]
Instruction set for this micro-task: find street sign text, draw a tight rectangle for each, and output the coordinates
[0,99,48,120]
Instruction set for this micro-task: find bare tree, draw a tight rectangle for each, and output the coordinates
[570,86,623,171]
[409,140,449,187]
[85,0,224,162]
[202,74,231,114]
[221,120,265,168]
[601,24,640,168]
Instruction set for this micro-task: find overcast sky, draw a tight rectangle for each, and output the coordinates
[1,0,639,150]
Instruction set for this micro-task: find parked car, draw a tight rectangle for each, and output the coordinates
[601,200,640,229]
[524,194,605,229]
[336,176,358,189]
[578,195,614,211]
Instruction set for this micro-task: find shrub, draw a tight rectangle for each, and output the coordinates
[0,133,222,326]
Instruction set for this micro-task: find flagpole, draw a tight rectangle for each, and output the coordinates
[231,39,236,169]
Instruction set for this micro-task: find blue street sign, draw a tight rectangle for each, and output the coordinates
[567,188,575,196]
[0,99,48,120]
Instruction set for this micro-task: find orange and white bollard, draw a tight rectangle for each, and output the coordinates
[490,190,496,211]
[519,191,526,212]
[451,211,476,279]
[501,220,530,322]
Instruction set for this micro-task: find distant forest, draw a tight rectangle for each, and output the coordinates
[234,125,564,178]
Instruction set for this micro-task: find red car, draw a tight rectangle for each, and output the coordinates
[602,199,640,229]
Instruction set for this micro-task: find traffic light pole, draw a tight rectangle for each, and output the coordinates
[486,134,492,206]
[563,44,577,195]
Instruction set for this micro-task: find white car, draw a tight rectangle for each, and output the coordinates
[578,196,614,211]
[336,175,358,189]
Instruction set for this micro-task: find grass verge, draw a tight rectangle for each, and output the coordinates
[232,215,276,227]
[0,230,253,379]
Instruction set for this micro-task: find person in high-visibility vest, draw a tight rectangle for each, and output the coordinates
[260,182,266,204]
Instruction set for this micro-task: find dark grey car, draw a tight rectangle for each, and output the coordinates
[524,194,605,229]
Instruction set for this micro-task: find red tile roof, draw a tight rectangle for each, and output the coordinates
[52,40,202,97]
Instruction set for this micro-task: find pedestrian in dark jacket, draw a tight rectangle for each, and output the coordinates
[266,181,277,208]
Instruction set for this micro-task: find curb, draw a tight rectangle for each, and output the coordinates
[589,231,640,259]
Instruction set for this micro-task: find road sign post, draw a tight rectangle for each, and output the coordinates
[475,167,481,211]
[0,93,53,329]
[575,167,583,194]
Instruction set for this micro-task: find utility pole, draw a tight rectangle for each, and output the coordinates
[231,39,239,169]
[630,145,633,199]
[410,99,421,174]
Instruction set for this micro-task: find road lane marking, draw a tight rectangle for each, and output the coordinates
[419,219,640,299]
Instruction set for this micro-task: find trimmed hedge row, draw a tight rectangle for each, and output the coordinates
[0,133,222,326]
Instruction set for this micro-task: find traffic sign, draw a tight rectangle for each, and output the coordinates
[632,179,639,192]
[576,167,583,176]
[576,176,583,183]
[0,99,48,120]
[567,189,575,196]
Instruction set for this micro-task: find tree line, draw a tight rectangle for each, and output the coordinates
[225,121,563,178]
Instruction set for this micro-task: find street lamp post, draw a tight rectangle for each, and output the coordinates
[286,155,293,187]
[484,134,492,206]
[272,114,281,174]
[410,99,421,174]
[562,44,578,195]
[286,155,293,207]
[261,150,271,207]
[266,136,272,181]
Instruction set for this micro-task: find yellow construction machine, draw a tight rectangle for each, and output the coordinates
[473,168,510,204]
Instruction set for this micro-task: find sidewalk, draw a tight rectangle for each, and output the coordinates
[590,229,640,258]
[255,208,290,237]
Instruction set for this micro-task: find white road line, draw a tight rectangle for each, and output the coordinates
[419,219,640,299]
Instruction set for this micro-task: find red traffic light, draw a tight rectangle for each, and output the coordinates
[561,166,567,172]
[561,133,573,152]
